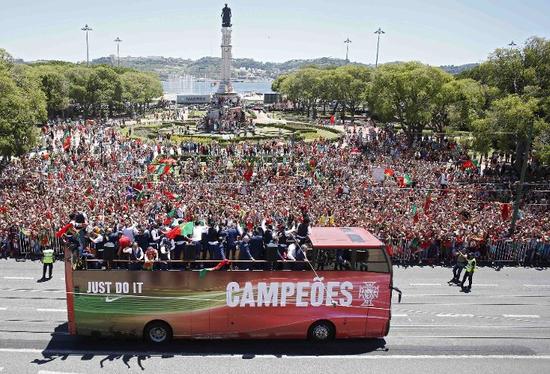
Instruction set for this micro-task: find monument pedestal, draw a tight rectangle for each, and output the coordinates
[216,27,233,95]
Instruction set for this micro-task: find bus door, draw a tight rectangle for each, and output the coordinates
[355,247,392,337]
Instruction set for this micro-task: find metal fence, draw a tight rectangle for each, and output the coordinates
[384,237,550,267]
[2,228,549,267]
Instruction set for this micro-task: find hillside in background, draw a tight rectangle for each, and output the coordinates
[89,55,477,80]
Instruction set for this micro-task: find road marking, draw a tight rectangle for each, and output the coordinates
[38,371,82,374]
[409,283,442,286]
[475,284,499,287]
[2,276,33,280]
[36,308,66,313]
[392,314,409,317]
[524,284,550,288]
[503,314,540,318]
[436,313,474,318]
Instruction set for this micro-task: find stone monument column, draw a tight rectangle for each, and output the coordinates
[217,27,233,94]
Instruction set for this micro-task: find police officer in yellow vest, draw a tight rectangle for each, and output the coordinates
[41,248,55,280]
[460,253,476,292]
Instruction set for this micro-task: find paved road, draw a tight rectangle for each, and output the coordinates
[0,260,549,373]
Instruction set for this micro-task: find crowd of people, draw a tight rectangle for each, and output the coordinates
[0,111,549,268]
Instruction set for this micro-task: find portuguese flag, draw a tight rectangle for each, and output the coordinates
[165,221,194,240]
[199,259,231,279]
[55,222,73,238]
[157,164,172,175]
[398,174,412,187]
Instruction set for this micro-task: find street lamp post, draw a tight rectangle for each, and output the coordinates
[114,37,122,67]
[374,27,385,68]
[508,40,517,48]
[81,24,93,66]
[344,38,352,63]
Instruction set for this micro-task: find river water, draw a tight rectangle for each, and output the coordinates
[162,75,273,95]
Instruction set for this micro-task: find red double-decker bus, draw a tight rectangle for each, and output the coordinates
[64,227,399,343]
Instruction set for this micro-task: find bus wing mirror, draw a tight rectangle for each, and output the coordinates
[391,287,402,303]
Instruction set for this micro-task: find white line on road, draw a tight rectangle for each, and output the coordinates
[436,313,474,318]
[36,308,66,313]
[0,308,6,311]
[503,314,540,318]
[474,284,499,287]
[38,371,82,374]
[524,284,550,287]
[2,276,33,280]
[392,314,409,317]
[409,283,442,286]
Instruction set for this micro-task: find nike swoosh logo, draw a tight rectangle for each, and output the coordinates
[105,296,122,303]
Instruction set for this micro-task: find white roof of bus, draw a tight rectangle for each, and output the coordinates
[309,227,384,249]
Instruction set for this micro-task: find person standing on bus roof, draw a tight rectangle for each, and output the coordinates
[237,235,254,269]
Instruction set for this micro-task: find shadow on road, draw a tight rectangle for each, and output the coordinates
[31,323,387,370]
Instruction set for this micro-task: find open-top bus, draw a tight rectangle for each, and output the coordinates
[64,227,400,343]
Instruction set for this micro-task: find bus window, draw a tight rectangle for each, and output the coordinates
[312,248,389,273]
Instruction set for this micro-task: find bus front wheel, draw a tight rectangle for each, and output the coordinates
[308,320,335,342]
[144,321,173,344]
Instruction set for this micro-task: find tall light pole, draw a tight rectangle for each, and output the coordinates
[508,40,517,48]
[81,24,93,66]
[344,38,352,63]
[374,27,385,68]
[114,37,122,67]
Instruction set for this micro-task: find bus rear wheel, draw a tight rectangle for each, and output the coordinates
[144,321,172,344]
[308,321,335,342]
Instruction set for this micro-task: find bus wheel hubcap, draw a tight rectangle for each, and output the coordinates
[150,327,166,342]
[313,326,329,340]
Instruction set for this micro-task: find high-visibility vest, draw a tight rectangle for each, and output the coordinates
[42,249,54,264]
[465,258,476,273]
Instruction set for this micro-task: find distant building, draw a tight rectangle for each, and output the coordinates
[263,93,281,105]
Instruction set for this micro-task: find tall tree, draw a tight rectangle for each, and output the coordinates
[370,62,451,142]
[0,54,46,159]
[472,95,548,168]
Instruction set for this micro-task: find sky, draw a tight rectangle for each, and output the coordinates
[1,0,549,66]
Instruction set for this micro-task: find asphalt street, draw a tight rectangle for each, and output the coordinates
[0,260,549,374]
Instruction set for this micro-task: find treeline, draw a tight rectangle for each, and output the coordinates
[272,37,550,166]
[0,48,163,158]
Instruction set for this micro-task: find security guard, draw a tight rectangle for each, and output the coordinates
[461,253,476,292]
[41,247,55,280]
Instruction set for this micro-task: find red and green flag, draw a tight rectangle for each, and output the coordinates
[165,221,194,240]
[157,164,172,175]
[384,169,394,177]
[199,259,230,278]
[55,222,73,238]
[164,191,181,201]
[398,174,412,187]
[462,159,477,170]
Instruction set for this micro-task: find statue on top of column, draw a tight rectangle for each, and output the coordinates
[221,4,232,27]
